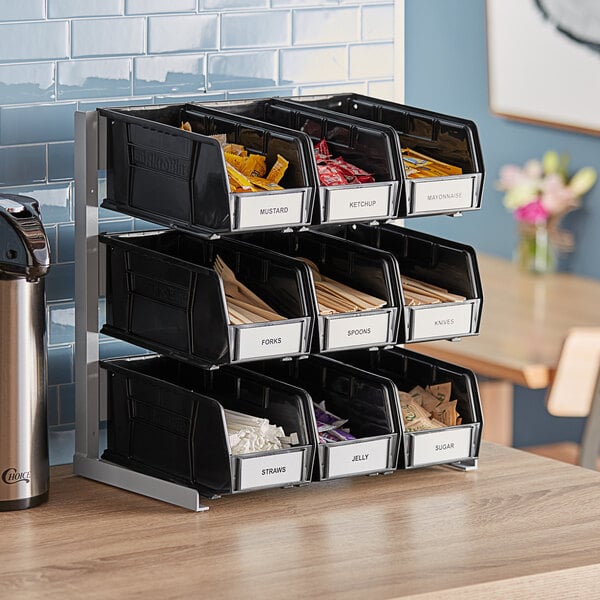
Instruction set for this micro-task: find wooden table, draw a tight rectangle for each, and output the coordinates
[412,253,600,445]
[2,444,600,599]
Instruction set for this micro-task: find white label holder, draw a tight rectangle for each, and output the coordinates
[410,176,475,214]
[326,437,391,478]
[324,310,392,350]
[322,182,396,222]
[235,320,305,361]
[234,189,308,230]
[409,426,473,468]
[409,302,474,341]
[238,449,305,490]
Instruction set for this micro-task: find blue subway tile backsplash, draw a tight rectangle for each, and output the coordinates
[0,63,55,105]
[49,302,75,345]
[0,2,396,443]
[221,11,291,49]
[0,0,45,22]
[280,46,347,84]
[126,0,196,14]
[208,50,277,90]
[47,344,73,386]
[202,0,268,8]
[148,14,219,54]
[134,55,206,95]
[0,103,76,145]
[362,4,394,41]
[0,146,46,185]
[47,0,124,19]
[48,142,75,180]
[57,58,132,100]
[292,7,360,45]
[0,21,69,63]
[349,41,393,79]
[72,18,146,58]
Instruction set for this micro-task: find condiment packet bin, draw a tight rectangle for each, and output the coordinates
[334,347,483,469]
[288,93,484,217]
[317,223,482,343]
[98,103,316,235]
[198,97,400,225]
[99,229,314,367]
[234,230,400,353]
[100,355,317,496]
[241,355,399,480]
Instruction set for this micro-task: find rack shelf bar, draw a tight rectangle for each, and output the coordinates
[73,109,208,512]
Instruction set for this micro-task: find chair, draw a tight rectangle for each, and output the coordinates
[546,327,600,469]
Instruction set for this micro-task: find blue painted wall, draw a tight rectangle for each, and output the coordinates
[0,0,396,464]
[404,0,598,446]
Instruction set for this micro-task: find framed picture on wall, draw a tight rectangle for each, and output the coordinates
[486,0,600,135]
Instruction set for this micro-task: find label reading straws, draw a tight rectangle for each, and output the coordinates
[238,450,304,490]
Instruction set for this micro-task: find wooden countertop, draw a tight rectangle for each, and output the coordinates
[412,253,600,388]
[2,443,600,599]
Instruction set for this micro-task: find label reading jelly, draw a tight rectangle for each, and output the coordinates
[238,450,304,490]
[410,427,473,467]
[237,191,305,229]
[325,311,390,350]
[411,177,474,214]
[326,438,390,478]
[410,302,473,340]
[325,185,392,222]
[236,321,304,360]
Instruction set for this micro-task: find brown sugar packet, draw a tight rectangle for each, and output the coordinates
[409,385,462,428]
[426,382,452,404]
[409,385,442,414]
[399,391,444,432]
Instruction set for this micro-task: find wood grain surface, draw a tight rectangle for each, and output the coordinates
[412,254,600,389]
[2,443,600,599]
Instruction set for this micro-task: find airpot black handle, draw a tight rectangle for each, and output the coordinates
[0,194,50,280]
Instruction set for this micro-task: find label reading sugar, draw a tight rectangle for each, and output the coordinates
[236,321,303,360]
[410,302,473,340]
[324,184,392,222]
[237,191,305,229]
[326,438,390,478]
[411,177,474,213]
[410,427,473,467]
[325,311,390,350]
[238,450,304,490]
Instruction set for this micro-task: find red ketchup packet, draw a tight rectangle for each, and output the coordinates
[313,139,375,186]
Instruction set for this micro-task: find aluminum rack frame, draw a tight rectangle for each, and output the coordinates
[73,109,209,512]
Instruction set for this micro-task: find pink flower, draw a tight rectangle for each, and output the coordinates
[513,198,550,224]
[540,173,577,215]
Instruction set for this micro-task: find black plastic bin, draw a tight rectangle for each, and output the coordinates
[241,355,399,480]
[100,229,315,367]
[199,97,401,225]
[317,223,482,343]
[288,93,484,217]
[233,230,401,353]
[334,347,483,469]
[98,103,316,234]
[101,355,318,496]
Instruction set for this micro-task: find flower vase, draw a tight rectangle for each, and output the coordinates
[516,223,556,274]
